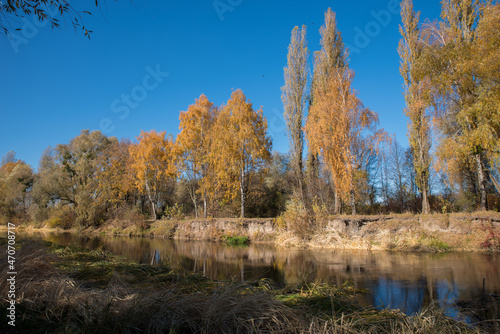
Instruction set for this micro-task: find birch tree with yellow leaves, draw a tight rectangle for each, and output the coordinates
[129,130,178,220]
[210,89,272,218]
[177,94,218,218]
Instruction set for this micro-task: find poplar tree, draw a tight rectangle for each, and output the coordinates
[399,0,431,213]
[282,25,309,205]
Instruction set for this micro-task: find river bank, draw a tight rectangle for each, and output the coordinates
[0,238,489,333]
[4,212,500,252]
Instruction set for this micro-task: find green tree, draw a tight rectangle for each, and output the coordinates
[399,0,432,213]
[282,25,309,205]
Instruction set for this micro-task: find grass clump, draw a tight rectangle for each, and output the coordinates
[221,234,249,245]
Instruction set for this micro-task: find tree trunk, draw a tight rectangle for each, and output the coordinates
[351,190,356,216]
[422,186,430,214]
[145,179,157,220]
[203,196,207,219]
[334,190,340,215]
[189,182,199,218]
[475,153,487,211]
[240,167,245,218]
[419,142,430,214]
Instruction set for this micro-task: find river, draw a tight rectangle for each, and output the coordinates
[22,231,500,325]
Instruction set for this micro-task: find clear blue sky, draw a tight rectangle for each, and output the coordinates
[0,0,442,170]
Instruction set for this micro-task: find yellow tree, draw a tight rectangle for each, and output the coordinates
[420,0,500,210]
[305,66,385,215]
[210,89,272,218]
[282,25,309,204]
[94,138,135,210]
[177,94,218,218]
[309,8,348,213]
[129,130,178,220]
[399,0,432,213]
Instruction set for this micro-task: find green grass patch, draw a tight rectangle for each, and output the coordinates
[428,238,451,251]
[221,234,250,245]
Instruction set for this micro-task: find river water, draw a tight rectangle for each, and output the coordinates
[22,231,500,324]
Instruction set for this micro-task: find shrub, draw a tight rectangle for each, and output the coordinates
[279,196,315,240]
[46,206,76,229]
[480,220,500,251]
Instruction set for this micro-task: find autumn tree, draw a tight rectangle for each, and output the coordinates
[209,89,272,218]
[419,0,500,211]
[129,130,178,220]
[309,8,348,213]
[177,94,218,218]
[94,138,135,212]
[306,66,385,215]
[0,154,33,222]
[57,130,114,225]
[282,25,309,204]
[399,0,432,213]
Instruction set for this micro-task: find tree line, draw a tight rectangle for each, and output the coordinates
[0,0,499,227]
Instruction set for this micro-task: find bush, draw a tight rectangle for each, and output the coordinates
[481,220,500,251]
[46,206,76,229]
[279,196,315,240]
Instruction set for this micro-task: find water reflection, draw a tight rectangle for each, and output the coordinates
[22,232,500,321]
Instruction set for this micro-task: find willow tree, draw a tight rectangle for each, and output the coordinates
[420,0,500,210]
[129,130,178,220]
[177,94,218,218]
[309,8,348,213]
[399,0,432,213]
[210,89,272,218]
[281,25,309,205]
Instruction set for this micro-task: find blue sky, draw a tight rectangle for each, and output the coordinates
[0,0,442,170]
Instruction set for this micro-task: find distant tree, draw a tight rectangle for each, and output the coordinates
[0,0,113,37]
[209,89,272,218]
[282,25,309,205]
[1,151,17,166]
[129,130,178,220]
